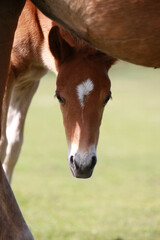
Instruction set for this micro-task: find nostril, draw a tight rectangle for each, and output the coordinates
[70,156,80,170]
[70,155,74,164]
[91,156,97,169]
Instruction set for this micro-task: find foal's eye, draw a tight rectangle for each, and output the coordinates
[103,91,112,106]
[55,92,66,105]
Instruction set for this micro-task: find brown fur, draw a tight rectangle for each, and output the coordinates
[0,0,25,136]
[31,0,160,67]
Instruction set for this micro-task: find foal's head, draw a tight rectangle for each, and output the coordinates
[49,26,115,178]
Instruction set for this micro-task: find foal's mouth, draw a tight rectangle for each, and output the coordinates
[70,165,94,179]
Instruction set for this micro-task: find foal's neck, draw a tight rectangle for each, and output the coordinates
[11,0,57,78]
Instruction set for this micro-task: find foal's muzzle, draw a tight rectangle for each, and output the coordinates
[69,153,97,178]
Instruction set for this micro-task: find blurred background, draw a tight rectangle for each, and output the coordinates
[12,61,160,240]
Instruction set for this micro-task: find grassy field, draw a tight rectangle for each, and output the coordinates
[12,61,160,240]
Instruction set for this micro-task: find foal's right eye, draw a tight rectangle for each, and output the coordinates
[55,92,66,105]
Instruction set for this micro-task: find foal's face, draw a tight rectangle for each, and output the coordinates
[55,53,112,178]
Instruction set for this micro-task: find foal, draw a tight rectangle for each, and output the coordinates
[0,0,115,181]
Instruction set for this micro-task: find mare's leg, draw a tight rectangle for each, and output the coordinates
[0,163,34,240]
[3,80,40,183]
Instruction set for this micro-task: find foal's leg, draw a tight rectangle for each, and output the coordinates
[3,80,40,183]
[0,0,26,138]
[0,71,15,164]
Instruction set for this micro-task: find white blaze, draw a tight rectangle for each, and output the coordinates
[68,122,81,159]
[76,78,94,108]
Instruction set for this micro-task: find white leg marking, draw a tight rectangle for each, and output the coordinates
[76,78,94,108]
[3,81,40,182]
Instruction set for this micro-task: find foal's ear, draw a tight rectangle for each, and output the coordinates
[49,26,74,64]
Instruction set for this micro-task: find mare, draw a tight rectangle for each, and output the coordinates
[0,0,115,182]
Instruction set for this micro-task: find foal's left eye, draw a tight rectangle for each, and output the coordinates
[103,91,112,106]
[55,92,66,105]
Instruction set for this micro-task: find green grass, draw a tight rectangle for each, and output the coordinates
[12,61,160,240]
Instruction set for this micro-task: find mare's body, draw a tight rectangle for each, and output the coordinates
[31,0,160,68]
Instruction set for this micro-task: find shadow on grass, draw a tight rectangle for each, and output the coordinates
[113,238,124,240]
